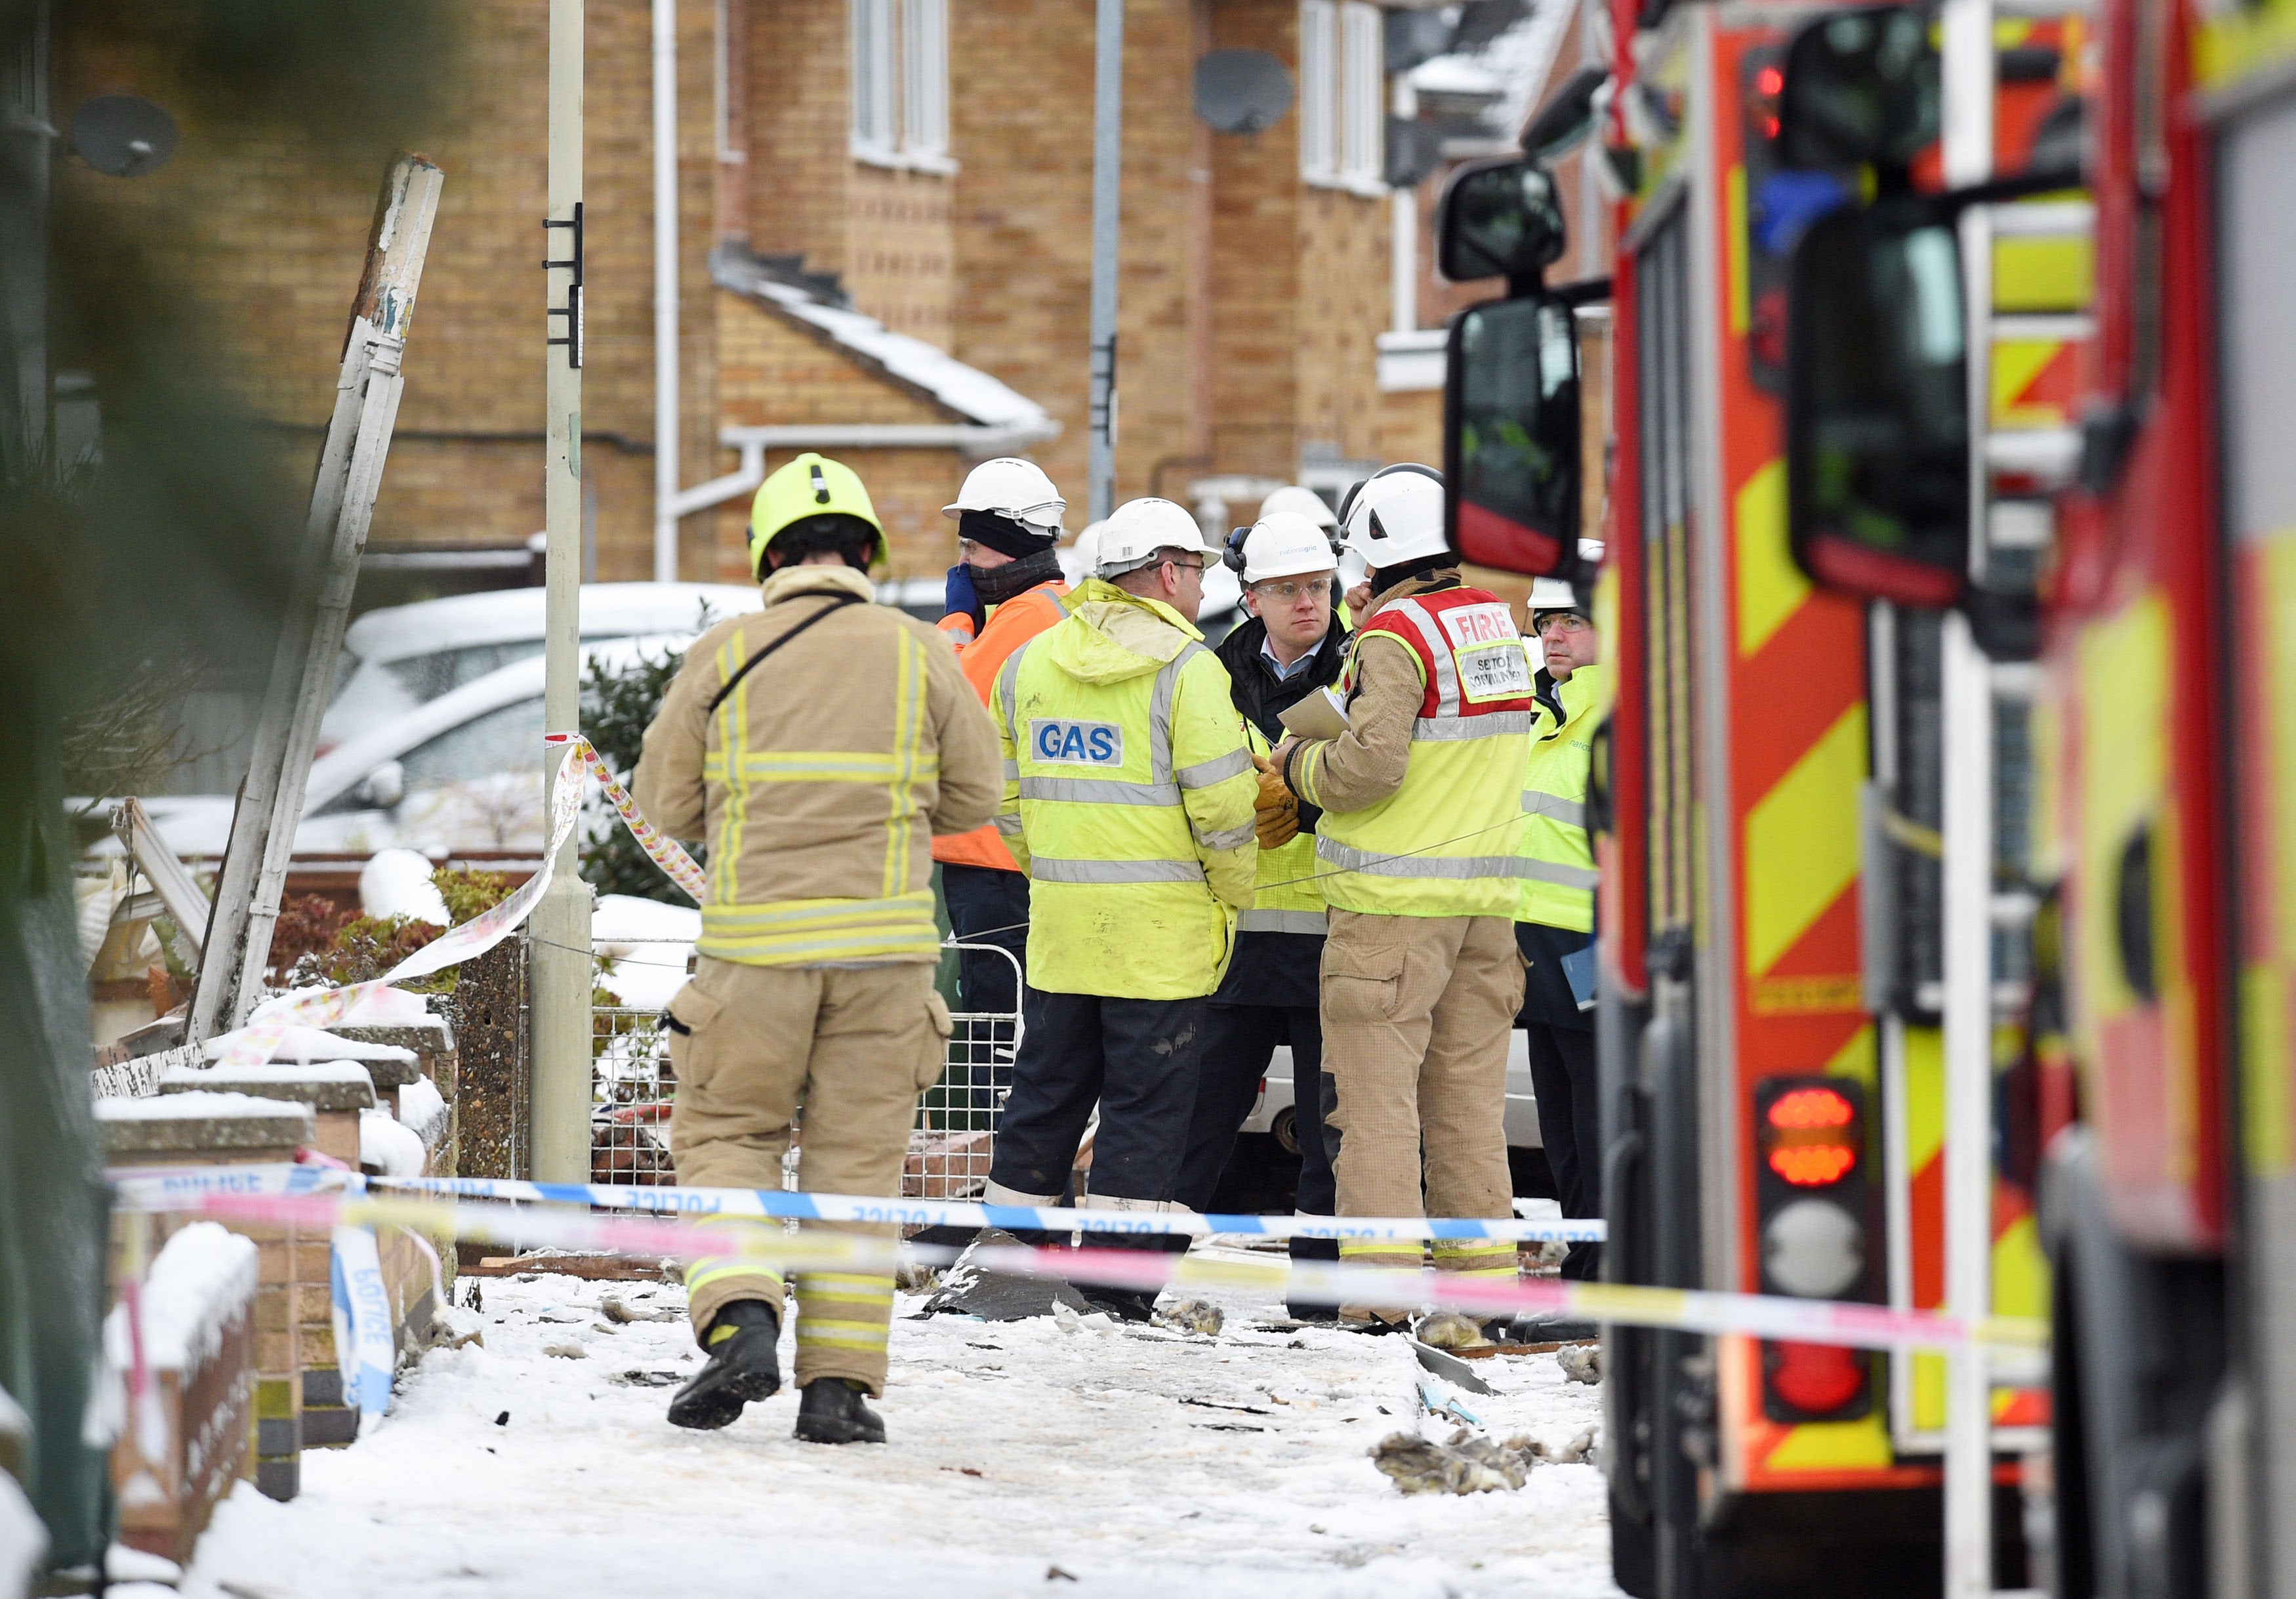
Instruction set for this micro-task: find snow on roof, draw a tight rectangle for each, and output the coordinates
[104,1222,258,1374]
[713,245,1057,438]
[94,1090,316,1122]
[1412,0,1579,137]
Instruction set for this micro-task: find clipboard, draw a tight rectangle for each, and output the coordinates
[1277,686,1352,741]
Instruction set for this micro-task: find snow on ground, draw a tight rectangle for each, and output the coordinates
[184,1249,1618,1599]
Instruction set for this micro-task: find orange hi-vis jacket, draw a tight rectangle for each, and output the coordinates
[933,581,1070,871]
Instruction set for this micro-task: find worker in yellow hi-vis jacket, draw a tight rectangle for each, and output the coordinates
[633,451,1001,1443]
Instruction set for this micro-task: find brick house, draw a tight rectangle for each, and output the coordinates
[56,0,1475,598]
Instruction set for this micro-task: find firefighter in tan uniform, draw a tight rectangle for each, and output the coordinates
[634,452,1002,1442]
[1271,465,1535,1327]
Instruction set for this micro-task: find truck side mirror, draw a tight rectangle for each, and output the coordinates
[1785,198,1969,606]
[1775,5,1939,175]
[1445,293,1582,579]
[1435,157,1567,291]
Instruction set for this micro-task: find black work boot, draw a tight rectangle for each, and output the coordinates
[794,1378,886,1445]
[666,1299,781,1430]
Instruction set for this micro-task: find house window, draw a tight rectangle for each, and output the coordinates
[852,0,953,171]
[1300,0,1336,183]
[1300,0,1384,194]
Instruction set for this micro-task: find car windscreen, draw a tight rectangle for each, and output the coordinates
[398,696,547,789]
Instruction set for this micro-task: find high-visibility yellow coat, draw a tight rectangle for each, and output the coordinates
[1292,585,1538,918]
[1237,716,1328,935]
[991,579,1260,998]
[1518,660,1603,933]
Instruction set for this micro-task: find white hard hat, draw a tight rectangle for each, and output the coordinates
[1229,510,1340,586]
[943,457,1066,532]
[1527,576,1580,614]
[1339,465,1448,568]
[1096,497,1216,576]
[1257,484,1338,530]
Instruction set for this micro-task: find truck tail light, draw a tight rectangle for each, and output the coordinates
[1766,1340,1870,1415]
[1753,1076,1876,1422]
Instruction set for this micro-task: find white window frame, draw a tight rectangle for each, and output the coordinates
[1338,1,1385,193]
[851,0,956,173]
[1299,0,1337,183]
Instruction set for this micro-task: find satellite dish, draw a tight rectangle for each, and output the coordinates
[1194,51,1294,135]
[71,96,178,178]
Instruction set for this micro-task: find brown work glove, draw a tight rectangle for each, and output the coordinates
[1254,754,1299,849]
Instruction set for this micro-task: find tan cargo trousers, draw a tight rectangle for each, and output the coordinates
[668,956,951,1394]
[1319,909,1524,1323]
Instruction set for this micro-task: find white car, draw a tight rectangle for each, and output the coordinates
[1239,1033,1547,1153]
[129,635,688,859]
[321,582,764,753]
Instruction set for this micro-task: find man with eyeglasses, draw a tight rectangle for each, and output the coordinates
[1515,566,1606,1293]
[981,496,1260,1319]
[1174,508,1352,1318]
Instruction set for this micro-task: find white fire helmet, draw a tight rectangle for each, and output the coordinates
[1256,484,1339,530]
[942,457,1066,535]
[1233,510,1341,586]
[1338,465,1448,568]
[1094,497,1216,577]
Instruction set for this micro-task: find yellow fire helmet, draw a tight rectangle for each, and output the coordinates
[745,451,885,579]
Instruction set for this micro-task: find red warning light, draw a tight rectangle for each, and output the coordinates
[1768,1340,1866,1415]
[1761,1085,1859,1186]
[1750,62,1786,140]
[1755,65,1784,96]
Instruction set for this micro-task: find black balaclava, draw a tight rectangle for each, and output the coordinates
[958,507,1056,560]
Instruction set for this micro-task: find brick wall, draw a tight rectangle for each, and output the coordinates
[1208,0,1300,485]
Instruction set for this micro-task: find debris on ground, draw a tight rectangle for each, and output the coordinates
[1530,1425,1600,1466]
[895,1258,943,1293]
[1150,1297,1223,1337]
[1410,1338,1499,1396]
[1370,1428,1540,1495]
[541,1340,587,1360]
[1414,1310,1493,1351]
[920,1228,1093,1321]
[599,1293,681,1325]
[1557,1344,1601,1384]
[428,1306,485,1350]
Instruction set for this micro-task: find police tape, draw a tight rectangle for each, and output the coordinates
[106,1163,1606,1245]
[544,732,707,902]
[114,1173,2047,1356]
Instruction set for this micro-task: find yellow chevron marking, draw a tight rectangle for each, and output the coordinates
[1735,459,1805,659]
[1992,339,2068,429]
[1904,1023,1945,1176]
[1728,165,1751,337]
[1744,703,1868,976]
[1826,1024,1877,1094]
[1993,1212,2047,1322]
[2244,530,2296,1178]
[1765,1409,1895,1471]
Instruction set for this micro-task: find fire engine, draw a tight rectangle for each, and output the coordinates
[1429,0,2293,1590]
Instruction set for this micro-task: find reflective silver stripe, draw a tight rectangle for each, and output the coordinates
[993,812,1026,837]
[1192,820,1258,852]
[1174,747,1252,789]
[1389,597,1458,715]
[1521,791,1588,827]
[1147,642,1204,784]
[1519,858,1600,889]
[1238,907,1328,934]
[1029,856,1206,884]
[1019,776,1180,805]
[981,1180,1063,1207]
[1414,711,1540,741]
[1315,836,1527,881]
[1002,759,1021,781]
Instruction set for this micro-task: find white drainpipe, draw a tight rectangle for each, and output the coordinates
[1390,73,1418,335]
[670,421,1063,522]
[653,0,681,582]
